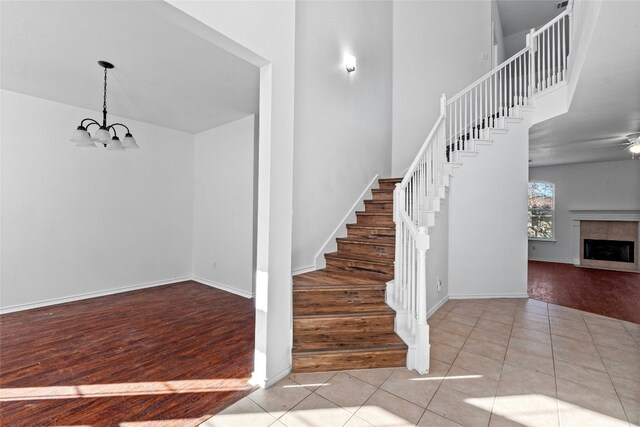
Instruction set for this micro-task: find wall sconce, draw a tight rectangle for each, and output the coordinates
[344,54,356,73]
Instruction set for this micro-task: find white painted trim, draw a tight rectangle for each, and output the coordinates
[527,257,574,265]
[427,296,449,319]
[250,364,291,389]
[312,174,380,268]
[449,293,529,300]
[192,276,254,299]
[569,210,640,221]
[0,277,191,314]
[291,265,316,276]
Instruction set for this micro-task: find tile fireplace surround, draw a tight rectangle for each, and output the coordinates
[571,210,640,272]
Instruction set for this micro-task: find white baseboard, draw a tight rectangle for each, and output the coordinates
[0,276,191,314]
[291,265,316,276]
[449,293,529,300]
[528,257,574,265]
[313,174,380,268]
[193,276,254,299]
[250,365,291,389]
[427,296,449,318]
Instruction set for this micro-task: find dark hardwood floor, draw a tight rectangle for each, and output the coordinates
[0,281,255,426]
[528,260,640,323]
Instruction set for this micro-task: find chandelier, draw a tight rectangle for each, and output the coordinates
[70,61,139,150]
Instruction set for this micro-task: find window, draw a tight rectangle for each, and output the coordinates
[528,181,554,239]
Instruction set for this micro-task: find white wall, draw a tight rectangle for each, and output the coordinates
[291,0,393,271]
[491,0,506,65]
[449,119,531,299]
[193,116,255,297]
[167,0,296,387]
[503,29,529,58]
[426,196,450,315]
[0,90,194,310]
[392,0,493,176]
[528,160,640,263]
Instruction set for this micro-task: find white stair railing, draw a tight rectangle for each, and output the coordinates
[391,5,574,374]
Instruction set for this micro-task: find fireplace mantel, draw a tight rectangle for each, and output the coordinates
[569,210,640,221]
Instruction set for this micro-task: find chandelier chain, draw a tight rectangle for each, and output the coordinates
[103,67,108,112]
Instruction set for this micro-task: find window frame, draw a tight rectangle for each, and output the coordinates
[528,180,556,241]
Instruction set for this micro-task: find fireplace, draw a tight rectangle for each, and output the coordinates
[584,239,634,263]
[571,212,640,272]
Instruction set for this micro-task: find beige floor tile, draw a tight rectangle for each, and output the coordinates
[441,365,499,398]
[515,310,549,323]
[380,367,443,408]
[343,415,374,427]
[513,318,550,333]
[491,394,559,427]
[497,362,556,397]
[279,393,352,427]
[508,336,553,358]
[201,397,277,427]
[432,341,462,364]
[342,368,397,388]
[288,371,336,391]
[554,359,616,393]
[602,357,640,379]
[450,306,485,318]
[469,327,511,347]
[453,350,504,380]
[315,372,377,413]
[620,396,640,427]
[431,328,467,349]
[428,385,493,427]
[552,335,606,372]
[623,322,640,341]
[355,389,425,426]
[557,400,630,427]
[547,306,584,322]
[480,310,516,325]
[270,421,287,427]
[591,331,639,352]
[461,337,507,362]
[444,311,480,327]
[550,323,593,343]
[597,345,640,365]
[583,314,627,330]
[435,319,475,337]
[504,347,554,376]
[430,318,443,328]
[510,326,551,343]
[556,378,627,420]
[248,378,312,418]
[417,409,464,426]
[548,316,589,333]
[475,319,513,334]
[609,374,640,401]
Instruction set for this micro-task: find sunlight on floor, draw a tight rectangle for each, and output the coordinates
[0,378,251,401]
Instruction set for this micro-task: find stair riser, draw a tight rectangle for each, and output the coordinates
[294,316,395,341]
[337,241,394,260]
[364,201,393,212]
[371,190,394,201]
[293,289,386,315]
[325,259,393,280]
[378,181,401,190]
[293,349,406,372]
[356,213,394,226]
[347,226,395,240]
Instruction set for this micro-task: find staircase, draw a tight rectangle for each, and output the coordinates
[292,178,408,372]
[293,2,581,374]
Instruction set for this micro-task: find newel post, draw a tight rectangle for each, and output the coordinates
[414,226,430,374]
[527,28,536,96]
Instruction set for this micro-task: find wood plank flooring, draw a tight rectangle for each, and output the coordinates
[0,281,255,426]
[528,260,640,323]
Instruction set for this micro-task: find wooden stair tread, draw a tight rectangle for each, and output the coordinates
[294,309,394,320]
[293,269,387,287]
[356,211,392,216]
[336,237,395,248]
[378,178,402,183]
[325,251,394,266]
[293,340,407,355]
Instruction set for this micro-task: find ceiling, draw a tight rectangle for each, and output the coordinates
[0,1,259,134]
[497,0,562,37]
[529,0,640,167]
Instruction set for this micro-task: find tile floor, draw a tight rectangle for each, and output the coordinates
[201,298,640,427]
